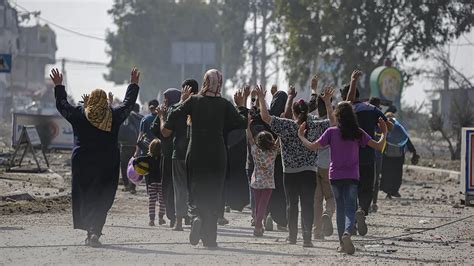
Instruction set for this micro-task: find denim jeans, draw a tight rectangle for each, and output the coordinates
[331,180,358,243]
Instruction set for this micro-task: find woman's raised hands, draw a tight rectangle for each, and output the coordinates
[130,67,140,85]
[49,68,63,86]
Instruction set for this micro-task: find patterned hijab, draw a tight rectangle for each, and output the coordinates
[200,69,222,97]
[85,89,113,132]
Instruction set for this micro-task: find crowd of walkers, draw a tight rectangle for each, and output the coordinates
[50,65,418,254]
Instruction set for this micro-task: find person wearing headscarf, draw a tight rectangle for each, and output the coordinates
[151,88,181,228]
[380,112,419,198]
[262,90,288,231]
[161,69,248,248]
[50,67,140,247]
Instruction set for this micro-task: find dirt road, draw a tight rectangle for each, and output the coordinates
[1,164,473,264]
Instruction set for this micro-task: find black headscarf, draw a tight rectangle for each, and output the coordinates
[269,91,288,117]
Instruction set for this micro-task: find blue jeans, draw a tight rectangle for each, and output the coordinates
[331,180,358,243]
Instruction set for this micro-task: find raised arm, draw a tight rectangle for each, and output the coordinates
[283,86,296,119]
[309,75,320,112]
[255,85,271,125]
[246,115,255,146]
[114,68,141,124]
[320,86,336,126]
[50,68,81,123]
[367,118,387,151]
[225,89,249,131]
[346,70,362,102]
[297,122,322,151]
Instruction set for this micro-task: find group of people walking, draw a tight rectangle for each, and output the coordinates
[51,65,418,254]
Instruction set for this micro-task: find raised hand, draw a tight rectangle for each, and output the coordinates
[181,85,193,102]
[130,67,140,85]
[81,94,89,107]
[233,89,245,107]
[351,70,363,81]
[108,92,114,106]
[288,86,297,98]
[255,85,266,100]
[311,75,320,92]
[156,104,167,117]
[49,68,63,86]
[298,122,307,137]
[321,86,335,103]
[378,117,388,135]
[243,85,251,99]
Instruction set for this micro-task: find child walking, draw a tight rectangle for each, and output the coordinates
[135,139,166,226]
[298,101,387,255]
[246,117,279,237]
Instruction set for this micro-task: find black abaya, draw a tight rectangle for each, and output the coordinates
[55,84,139,235]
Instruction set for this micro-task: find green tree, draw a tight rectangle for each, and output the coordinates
[275,0,474,95]
[106,0,248,102]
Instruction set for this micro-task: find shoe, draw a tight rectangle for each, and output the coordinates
[341,233,355,255]
[251,218,255,227]
[189,217,202,246]
[369,204,378,213]
[321,214,333,237]
[217,217,229,226]
[129,186,136,195]
[253,228,264,237]
[89,234,102,248]
[159,218,166,225]
[355,210,368,236]
[225,206,231,213]
[386,194,393,199]
[276,225,287,231]
[303,240,314,247]
[286,236,296,245]
[337,245,345,253]
[392,192,401,198]
[265,216,273,231]
[148,220,155,226]
[203,242,218,249]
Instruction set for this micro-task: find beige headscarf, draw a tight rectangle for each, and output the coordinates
[200,69,222,97]
[85,89,113,132]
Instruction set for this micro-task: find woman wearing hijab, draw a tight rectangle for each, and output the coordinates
[161,69,248,248]
[265,90,289,230]
[151,88,182,227]
[50,67,140,247]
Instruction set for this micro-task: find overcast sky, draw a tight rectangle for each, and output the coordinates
[12,0,474,109]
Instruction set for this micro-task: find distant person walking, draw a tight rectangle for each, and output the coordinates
[51,67,140,247]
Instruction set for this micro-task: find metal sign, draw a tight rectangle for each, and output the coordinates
[0,54,12,73]
[171,42,216,65]
[8,125,50,173]
[12,113,73,149]
[461,127,474,206]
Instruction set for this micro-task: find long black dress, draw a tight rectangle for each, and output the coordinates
[55,84,139,235]
[165,95,247,246]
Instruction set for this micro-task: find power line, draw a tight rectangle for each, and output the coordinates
[13,2,107,42]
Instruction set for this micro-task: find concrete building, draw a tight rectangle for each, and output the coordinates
[0,0,19,118]
[0,0,57,117]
